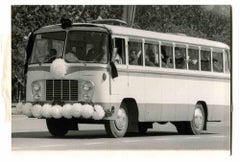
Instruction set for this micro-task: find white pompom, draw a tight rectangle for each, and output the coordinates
[81,104,94,119]
[22,103,33,117]
[71,103,83,118]
[50,58,68,78]
[62,104,73,119]
[16,102,23,114]
[93,105,105,120]
[51,105,63,119]
[42,104,52,118]
[32,104,42,118]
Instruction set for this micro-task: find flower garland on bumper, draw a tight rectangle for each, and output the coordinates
[16,102,106,120]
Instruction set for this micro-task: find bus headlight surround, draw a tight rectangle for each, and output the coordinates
[32,82,41,92]
[81,81,95,102]
[83,83,92,91]
[31,81,42,101]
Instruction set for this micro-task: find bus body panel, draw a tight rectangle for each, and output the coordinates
[109,65,230,122]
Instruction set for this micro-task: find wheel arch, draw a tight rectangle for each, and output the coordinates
[196,101,208,130]
[121,98,139,132]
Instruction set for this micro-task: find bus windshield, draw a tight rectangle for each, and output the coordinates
[30,32,66,64]
[30,31,109,64]
[64,31,108,64]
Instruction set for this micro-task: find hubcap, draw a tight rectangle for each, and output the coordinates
[194,108,204,130]
[114,108,127,131]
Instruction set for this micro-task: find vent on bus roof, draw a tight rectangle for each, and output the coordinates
[166,33,187,36]
[89,19,127,26]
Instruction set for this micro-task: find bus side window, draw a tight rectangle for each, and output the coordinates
[200,49,211,72]
[113,38,126,64]
[161,44,173,68]
[175,47,186,69]
[128,40,143,66]
[224,50,230,73]
[213,51,223,73]
[144,43,159,67]
[188,48,199,71]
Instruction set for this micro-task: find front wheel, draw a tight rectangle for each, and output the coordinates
[105,105,128,138]
[46,118,69,137]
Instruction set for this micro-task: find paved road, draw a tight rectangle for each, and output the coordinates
[12,112,231,151]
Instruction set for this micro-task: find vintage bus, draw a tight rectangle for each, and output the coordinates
[17,19,230,138]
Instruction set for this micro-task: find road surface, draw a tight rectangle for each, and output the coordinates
[12,111,231,151]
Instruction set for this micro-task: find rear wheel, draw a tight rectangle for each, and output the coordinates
[189,104,205,134]
[105,104,128,138]
[46,118,69,137]
[174,104,205,135]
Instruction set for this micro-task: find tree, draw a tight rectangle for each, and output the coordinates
[11,5,231,102]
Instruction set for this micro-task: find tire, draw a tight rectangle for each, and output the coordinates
[189,104,205,135]
[105,104,129,138]
[46,118,69,137]
[174,104,205,135]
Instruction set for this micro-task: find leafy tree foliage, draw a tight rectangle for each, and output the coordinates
[134,5,230,45]
[11,5,230,101]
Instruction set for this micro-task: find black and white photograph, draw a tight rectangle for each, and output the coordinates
[11,4,231,151]
[2,1,240,161]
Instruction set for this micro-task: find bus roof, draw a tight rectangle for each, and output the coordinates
[35,23,230,50]
[35,23,110,33]
[104,24,229,50]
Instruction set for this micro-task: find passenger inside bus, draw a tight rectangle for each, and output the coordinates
[152,45,160,66]
[201,51,211,71]
[65,46,80,62]
[161,48,173,68]
[188,58,198,70]
[145,45,158,67]
[188,49,199,70]
[213,58,223,72]
[112,48,123,64]
[145,54,155,66]
[129,50,139,65]
[175,47,186,69]
[87,43,107,63]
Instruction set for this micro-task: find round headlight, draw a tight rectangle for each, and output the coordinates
[83,94,90,101]
[83,83,91,91]
[34,94,41,100]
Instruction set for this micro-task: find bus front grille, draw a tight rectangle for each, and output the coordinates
[46,80,78,101]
